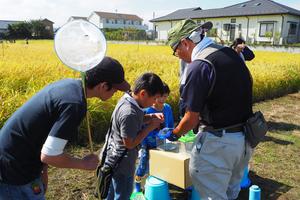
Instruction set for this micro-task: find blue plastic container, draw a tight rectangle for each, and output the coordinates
[249,185,261,200]
[144,176,170,200]
[190,186,201,200]
[240,167,251,188]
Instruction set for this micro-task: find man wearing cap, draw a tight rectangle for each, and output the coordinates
[0,56,130,199]
[166,19,254,200]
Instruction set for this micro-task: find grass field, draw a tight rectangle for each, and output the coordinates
[45,92,300,200]
[1,40,300,143]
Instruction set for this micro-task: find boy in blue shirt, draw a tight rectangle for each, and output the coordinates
[134,82,174,191]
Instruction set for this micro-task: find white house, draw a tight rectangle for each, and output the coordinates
[150,0,300,44]
[88,11,148,30]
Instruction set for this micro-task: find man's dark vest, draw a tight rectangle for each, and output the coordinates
[195,43,253,129]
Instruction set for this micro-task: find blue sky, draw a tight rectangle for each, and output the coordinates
[1,0,300,28]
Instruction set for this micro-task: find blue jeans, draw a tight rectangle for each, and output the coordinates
[0,177,45,200]
[105,171,134,200]
[136,148,149,177]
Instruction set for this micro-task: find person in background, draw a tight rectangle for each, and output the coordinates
[134,82,174,192]
[165,19,254,200]
[231,37,255,189]
[99,73,165,200]
[0,56,130,200]
[230,38,255,62]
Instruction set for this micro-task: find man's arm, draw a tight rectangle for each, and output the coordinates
[242,46,255,61]
[41,135,99,170]
[173,110,200,137]
[41,153,99,170]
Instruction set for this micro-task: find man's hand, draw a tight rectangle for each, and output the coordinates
[157,128,173,139]
[236,43,246,54]
[167,133,180,142]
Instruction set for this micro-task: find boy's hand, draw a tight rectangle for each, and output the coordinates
[148,116,164,130]
[151,113,164,121]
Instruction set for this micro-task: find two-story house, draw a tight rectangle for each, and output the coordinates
[150,0,300,44]
[88,11,147,30]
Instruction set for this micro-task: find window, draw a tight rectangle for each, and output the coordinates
[238,24,242,31]
[259,23,274,37]
[288,23,297,35]
[223,24,231,31]
[231,18,236,23]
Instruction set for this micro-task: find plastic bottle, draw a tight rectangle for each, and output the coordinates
[249,185,261,200]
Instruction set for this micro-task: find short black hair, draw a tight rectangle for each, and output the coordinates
[133,73,164,96]
[162,82,170,95]
[230,38,246,48]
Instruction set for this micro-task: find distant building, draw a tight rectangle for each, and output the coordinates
[88,11,148,30]
[0,19,54,38]
[150,0,300,44]
[67,16,88,22]
[0,20,22,34]
[41,18,54,37]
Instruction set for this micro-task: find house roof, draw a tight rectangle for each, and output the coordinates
[150,0,300,22]
[0,20,22,29]
[69,16,88,21]
[93,11,143,21]
[42,18,54,24]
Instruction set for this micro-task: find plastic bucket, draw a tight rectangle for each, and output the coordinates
[144,176,170,200]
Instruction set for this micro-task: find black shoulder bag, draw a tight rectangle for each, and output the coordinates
[95,120,127,199]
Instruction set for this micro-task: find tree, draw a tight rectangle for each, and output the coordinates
[5,20,52,39]
[7,22,32,39]
[31,20,50,39]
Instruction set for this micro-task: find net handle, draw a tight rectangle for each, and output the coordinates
[81,72,94,153]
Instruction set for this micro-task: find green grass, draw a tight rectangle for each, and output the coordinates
[46,92,300,200]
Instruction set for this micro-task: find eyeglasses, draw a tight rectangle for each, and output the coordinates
[172,46,179,57]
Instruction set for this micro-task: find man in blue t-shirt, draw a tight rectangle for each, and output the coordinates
[0,57,130,199]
